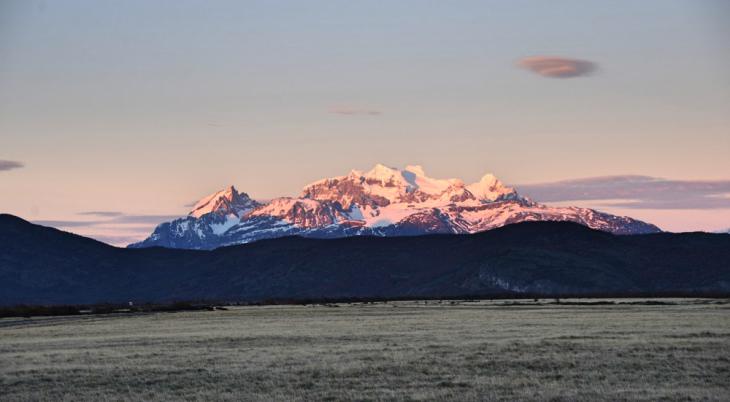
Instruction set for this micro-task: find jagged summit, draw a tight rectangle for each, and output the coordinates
[302,163,516,205]
[131,164,661,249]
[189,185,259,218]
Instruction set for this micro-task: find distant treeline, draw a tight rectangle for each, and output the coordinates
[2,291,729,318]
[243,291,730,306]
[0,302,227,319]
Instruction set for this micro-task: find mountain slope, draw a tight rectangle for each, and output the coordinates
[1,214,727,305]
[189,186,260,218]
[131,164,660,249]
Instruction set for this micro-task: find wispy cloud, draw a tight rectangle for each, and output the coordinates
[0,160,24,171]
[113,214,181,224]
[33,219,102,228]
[35,213,180,228]
[78,211,124,217]
[517,175,730,209]
[32,212,185,246]
[517,56,596,78]
[330,107,382,116]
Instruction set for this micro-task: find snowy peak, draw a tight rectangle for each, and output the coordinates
[189,185,259,218]
[132,164,661,250]
[362,163,415,191]
[466,173,518,202]
[365,163,400,181]
[302,163,519,206]
[187,167,520,222]
[404,164,427,177]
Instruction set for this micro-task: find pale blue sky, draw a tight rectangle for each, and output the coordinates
[1,0,729,242]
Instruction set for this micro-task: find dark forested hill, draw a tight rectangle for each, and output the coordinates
[1,214,728,305]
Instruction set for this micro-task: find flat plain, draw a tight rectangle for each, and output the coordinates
[1,299,729,401]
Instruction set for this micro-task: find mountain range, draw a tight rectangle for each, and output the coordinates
[131,164,660,249]
[0,214,727,305]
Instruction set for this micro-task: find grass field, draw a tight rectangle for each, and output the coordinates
[1,299,729,401]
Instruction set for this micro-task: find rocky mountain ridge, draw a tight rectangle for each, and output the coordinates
[130,164,660,249]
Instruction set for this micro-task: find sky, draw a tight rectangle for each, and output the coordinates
[1,0,729,244]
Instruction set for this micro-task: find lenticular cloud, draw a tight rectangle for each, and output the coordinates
[0,160,24,171]
[517,56,596,78]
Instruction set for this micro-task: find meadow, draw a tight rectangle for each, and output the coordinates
[1,299,729,401]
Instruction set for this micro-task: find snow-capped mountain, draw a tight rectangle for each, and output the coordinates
[188,185,260,218]
[130,164,661,249]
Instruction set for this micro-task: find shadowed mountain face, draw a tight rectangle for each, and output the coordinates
[1,214,728,305]
[131,164,660,250]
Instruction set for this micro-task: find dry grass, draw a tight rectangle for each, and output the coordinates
[1,299,729,401]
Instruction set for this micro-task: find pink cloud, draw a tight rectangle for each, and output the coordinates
[0,160,24,171]
[517,175,730,209]
[517,56,596,78]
